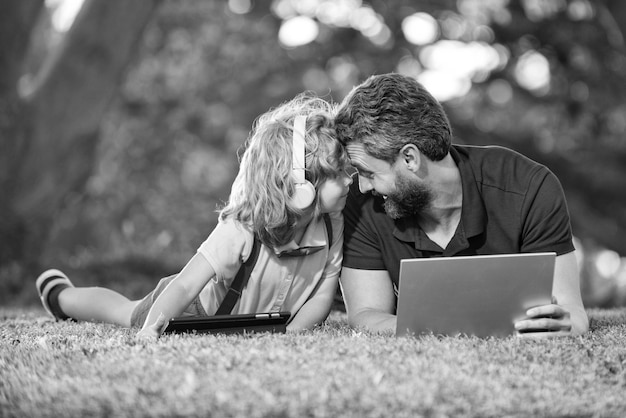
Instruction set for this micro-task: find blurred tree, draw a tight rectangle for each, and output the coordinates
[309,0,626,256]
[46,1,310,267]
[453,0,626,256]
[3,0,625,307]
[0,0,161,277]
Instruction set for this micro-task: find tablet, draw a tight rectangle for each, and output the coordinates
[162,312,291,335]
[396,253,555,338]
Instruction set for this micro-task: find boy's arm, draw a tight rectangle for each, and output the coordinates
[136,253,216,340]
[287,274,338,331]
[288,213,342,331]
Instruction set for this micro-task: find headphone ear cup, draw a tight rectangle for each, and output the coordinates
[291,181,316,209]
[290,115,315,210]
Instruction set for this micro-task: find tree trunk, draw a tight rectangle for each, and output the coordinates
[0,0,161,274]
[0,0,44,266]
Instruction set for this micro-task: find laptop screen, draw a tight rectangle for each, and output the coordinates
[396,252,555,338]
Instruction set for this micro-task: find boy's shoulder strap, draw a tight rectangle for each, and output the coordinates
[216,214,333,315]
[323,213,333,248]
[215,236,261,315]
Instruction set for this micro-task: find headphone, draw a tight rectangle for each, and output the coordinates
[290,115,316,209]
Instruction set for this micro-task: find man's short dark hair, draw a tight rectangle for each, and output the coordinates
[335,73,452,163]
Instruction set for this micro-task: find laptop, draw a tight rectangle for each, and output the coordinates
[396,252,555,338]
[163,312,291,335]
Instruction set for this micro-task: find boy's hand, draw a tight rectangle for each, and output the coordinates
[514,297,572,338]
[136,313,167,342]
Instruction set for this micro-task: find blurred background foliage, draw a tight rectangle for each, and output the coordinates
[2,0,626,308]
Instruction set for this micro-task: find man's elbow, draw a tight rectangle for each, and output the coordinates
[346,308,396,334]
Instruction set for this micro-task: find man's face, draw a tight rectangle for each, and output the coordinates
[383,170,433,219]
[346,143,396,196]
[346,143,432,219]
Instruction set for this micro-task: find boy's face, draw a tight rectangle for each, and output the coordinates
[318,170,354,213]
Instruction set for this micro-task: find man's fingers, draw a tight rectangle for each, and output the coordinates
[526,304,569,319]
[515,318,572,332]
[516,330,570,339]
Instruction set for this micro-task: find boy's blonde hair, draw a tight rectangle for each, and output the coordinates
[220,93,349,247]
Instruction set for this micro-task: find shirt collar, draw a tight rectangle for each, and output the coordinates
[451,145,487,239]
[392,145,486,247]
[273,217,327,257]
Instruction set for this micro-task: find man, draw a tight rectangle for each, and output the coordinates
[335,73,588,336]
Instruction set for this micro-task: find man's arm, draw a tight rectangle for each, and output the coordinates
[553,251,589,334]
[515,251,589,337]
[340,267,397,334]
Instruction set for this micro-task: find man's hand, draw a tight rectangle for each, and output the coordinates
[136,313,167,342]
[514,297,573,338]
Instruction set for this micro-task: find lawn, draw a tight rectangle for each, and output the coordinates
[1,307,625,417]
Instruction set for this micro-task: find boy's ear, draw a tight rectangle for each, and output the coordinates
[399,144,420,172]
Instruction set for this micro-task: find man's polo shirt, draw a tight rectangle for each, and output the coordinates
[342,144,575,289]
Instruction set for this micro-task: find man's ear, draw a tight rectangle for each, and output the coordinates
[399,144,421,172]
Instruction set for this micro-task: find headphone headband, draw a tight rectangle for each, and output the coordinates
[292,115,307,184]
[290,115,316,209]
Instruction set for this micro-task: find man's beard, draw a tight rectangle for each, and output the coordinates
[382,173,433,220]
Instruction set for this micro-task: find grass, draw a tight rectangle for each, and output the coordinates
[1,307,626,418]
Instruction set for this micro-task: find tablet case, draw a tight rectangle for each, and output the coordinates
[162,214,331,335]
[162,311,291,335]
